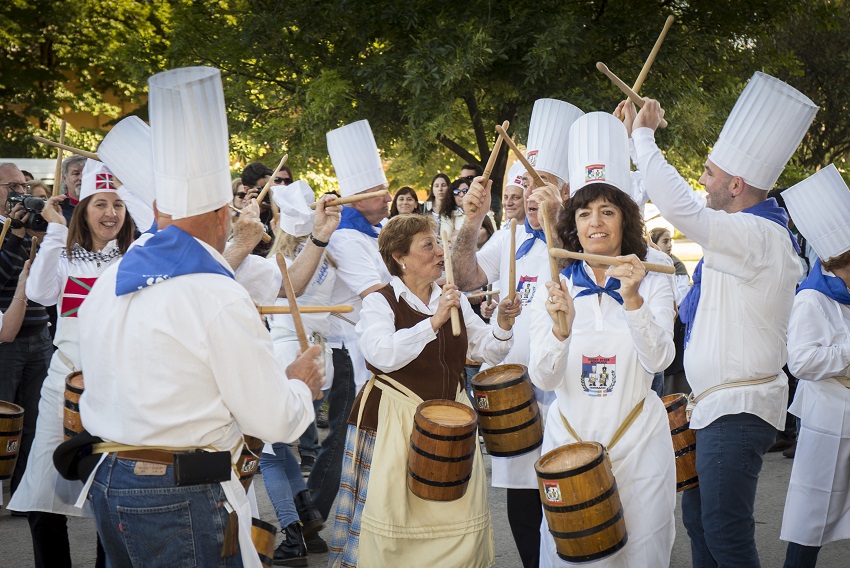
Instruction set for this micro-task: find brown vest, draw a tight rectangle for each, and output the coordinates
[347,284,468,431]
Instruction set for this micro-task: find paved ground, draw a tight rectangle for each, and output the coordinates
[2,447,848,567]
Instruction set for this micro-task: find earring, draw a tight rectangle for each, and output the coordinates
[402,261,406,270]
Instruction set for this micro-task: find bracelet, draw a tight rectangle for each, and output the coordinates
[493,329,513,341]
[13,296,27,305]
[309,233,329,248]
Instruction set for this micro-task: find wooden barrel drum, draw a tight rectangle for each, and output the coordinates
[251,518,276,568]
[535,442,628,563]
[407,400,477,502]
[662,393,698,492]
[0,401,25,480]
[471,364,543,457]
[237,436,264,491]
[63,371,85,441]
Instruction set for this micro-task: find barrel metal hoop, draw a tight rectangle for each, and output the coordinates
[65,400,80,412]
[555,533,629,563]
[472,375,526,391]
[0,429,23,437]
[674,443,696,458]
[548,506,624,539]
[413,422,475,442]
[63,428,79,439]
[407,468,471,487]
[479,411,540,435]
[477,397,535,417]
[409,442,475,463]
[665,396,687,413]
[536,450,605,480]
[676,476,699,490]
[489,438,543,458]
[257,553,274,567]
[0,454,20,461]
[670,422,691,436]
[542,481,619,514]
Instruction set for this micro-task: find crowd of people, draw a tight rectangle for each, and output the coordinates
[0,63,848,568]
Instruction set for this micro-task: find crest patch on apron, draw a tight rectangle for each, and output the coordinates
[580,355,617,397]
[516,275,538,306]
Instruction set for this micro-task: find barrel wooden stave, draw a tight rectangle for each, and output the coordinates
[662,394,698,492]
[471,364,544,457]
[63,371,85,441]
[535,442,628,563]
[251,518,276,568]
[0,401,25,480]
[408,400,477,502]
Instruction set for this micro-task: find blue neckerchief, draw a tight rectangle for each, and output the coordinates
[115,225,233,296]
[516,218,547,260]
[680,198,800,347]
[337,206,380,238]
[144,218,158,235]
[561,260,624,305]
[797,259,850,305]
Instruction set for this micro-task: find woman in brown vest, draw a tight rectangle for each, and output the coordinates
[329,214,521,567]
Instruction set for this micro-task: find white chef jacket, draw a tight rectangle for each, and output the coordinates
[326,227,391,389]
[232,252,281,306]
[632,127,802,430]
[78,236,314,568]
[781,285,850,546]
[357,276,512,371]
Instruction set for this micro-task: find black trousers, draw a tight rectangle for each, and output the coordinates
[507,488,542,568]
[28,511,105,568]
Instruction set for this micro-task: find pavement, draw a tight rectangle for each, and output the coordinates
[2,446,849,567]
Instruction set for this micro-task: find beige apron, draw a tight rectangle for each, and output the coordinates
[356,375,495,567]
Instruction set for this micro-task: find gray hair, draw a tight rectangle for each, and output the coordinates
[0,162,20,171]
[61,155,86,178]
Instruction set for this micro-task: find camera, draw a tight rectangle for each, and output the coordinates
[6,194,48,232]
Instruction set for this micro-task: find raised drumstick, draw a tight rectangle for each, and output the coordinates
[468,120,511,214]
[32,136,99,160]
[51,121,67,197]
[508,218,517,326]
[255,152,288,205]
[632,16,675,93]
[495,125,548,189]
[464,289,501,300]
[540,201,568,337]
[308,189,389,210]
[28,236,39,262]
[596,62,668,128]
[548,248,676,274]
[441,227,462,337]
[275,253,310,352]
[257,304,354,314]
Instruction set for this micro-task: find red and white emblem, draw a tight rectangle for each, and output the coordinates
[95,173,117,191]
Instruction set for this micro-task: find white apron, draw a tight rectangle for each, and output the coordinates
[357,376,495,568]
[540,325,675,567]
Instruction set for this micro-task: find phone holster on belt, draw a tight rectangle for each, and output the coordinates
[173,451,232,486]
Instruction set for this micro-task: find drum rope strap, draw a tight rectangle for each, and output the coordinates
[832,376,850,389]
[687,375,778,408]
[559,397,646,453]
[57,350,77,372]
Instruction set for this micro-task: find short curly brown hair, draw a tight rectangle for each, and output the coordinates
[557,184,647,264]
[378,214,437,277]
[823,249,850,272]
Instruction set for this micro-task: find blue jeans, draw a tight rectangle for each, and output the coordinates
[783,542,821,568]
[259,442,307,527]
[464,363,482,407]
[89,454,242,568]
[682,412,777,568]
[651,371,664,397]
[307,346,356,520]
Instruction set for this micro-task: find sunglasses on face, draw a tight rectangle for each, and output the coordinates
[453,188,469,195]
[235,192,248,199]
[274,176,292,185]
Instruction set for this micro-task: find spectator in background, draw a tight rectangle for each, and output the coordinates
[21,170,34,182]
[59,155,85,224]
[650,227,690,305]
[460,163,483,181]
[438,178,470,244]
[423,173,450,232]
[240,162,276,255]
[27,180,50,200]
[0,260,31,342]
[389,186,422,218]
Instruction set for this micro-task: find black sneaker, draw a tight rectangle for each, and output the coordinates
[300,455,315,477]
[273,522,307,566]
[294,489,324,538]
[305,532,329,553]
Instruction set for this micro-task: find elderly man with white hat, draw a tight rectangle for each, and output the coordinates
[76,66,322,568]
[305,119,392,522]
[453,98,582,568]
[779,165,850,568]
[628,71,818,567]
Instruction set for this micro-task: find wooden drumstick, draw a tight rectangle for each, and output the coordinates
[495,125,548,189]
[308,189,389,210]
[257,304,354,314]
[255,152,288,205]
[548,248,676,274]
[540,201,568,337]
[440,227,462,337]
[632,15,675,93]
[464,289,501,300]
[468,120,511,214]
[275,253,310,352]
[508,218,517,326]
[228,204,272,243]
[52,120,67,197]
[28,236,39,262]
[596,62,668,128]
[32,136,99,160]
[0,218,12,252]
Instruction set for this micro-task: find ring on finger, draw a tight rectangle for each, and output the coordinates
[548,296,555,304]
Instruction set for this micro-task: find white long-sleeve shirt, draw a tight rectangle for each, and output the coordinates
[632,127,802,430]
[787,286,850,383]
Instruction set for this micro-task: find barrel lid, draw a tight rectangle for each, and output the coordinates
[0,400,25,416]
[418,400,476,427]
[471,364,528,387]
[535,442,605,478]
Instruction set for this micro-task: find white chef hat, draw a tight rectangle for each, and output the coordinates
[272,180,316,237]
[526,98,584,184]
[568,112,630,197]
[148,66,232,219]
[327,120,387,198]
[505,161,526,190]
[709,72,818,191]
[783,164,850,262]
[79,159,154,232]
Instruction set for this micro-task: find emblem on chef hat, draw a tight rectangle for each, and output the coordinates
[568,112,630,197]
[709,72,818,191]
[272,180,316,237]
[505,161,527,190]
[327,120,388,198]
[148,66,232,220]
[782,164,850,262]
[78,158,155,233]
[526,99,584,184]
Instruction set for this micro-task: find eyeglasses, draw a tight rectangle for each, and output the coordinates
[274,176,293,185]
[453,188,469,195]
[0,182,27,193]
[235,192,247,199]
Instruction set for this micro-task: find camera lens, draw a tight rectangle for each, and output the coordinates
[24,196,45,213]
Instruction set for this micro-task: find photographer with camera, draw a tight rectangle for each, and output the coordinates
[0,162,52,502]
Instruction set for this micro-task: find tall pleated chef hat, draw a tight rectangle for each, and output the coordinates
[708,72,818,191]
[79,159,154,233]
[272,180,316,237]
[505,161,527,190]
[526,98,584,185]
[783,164,850,262]
[148,66,232,219]
[96,116,156,232]
[327,120,388,198]
[568,112,631,197]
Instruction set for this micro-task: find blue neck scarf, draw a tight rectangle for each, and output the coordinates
[798,259,850,305]
[561,260,624,305]
[679,198,800,347]
[337,206,380,238]
[115,225,233,296]
[516,218,547,260]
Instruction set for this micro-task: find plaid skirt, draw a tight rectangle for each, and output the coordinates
[329,425,377,568]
